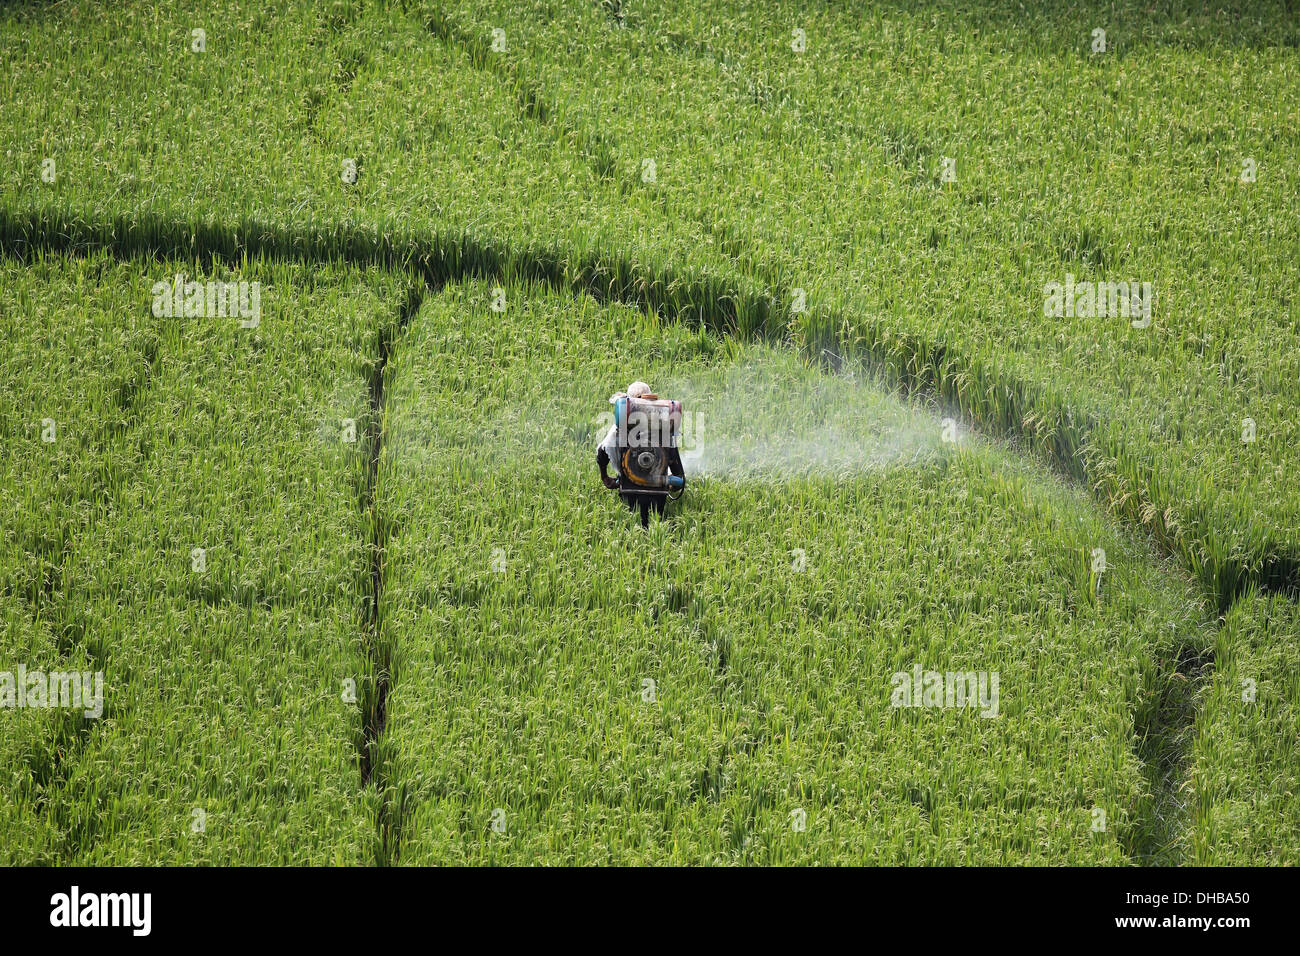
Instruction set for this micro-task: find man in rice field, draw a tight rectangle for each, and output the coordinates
[597,380,687,528]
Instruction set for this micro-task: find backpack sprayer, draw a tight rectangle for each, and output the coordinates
[611,393,686,498]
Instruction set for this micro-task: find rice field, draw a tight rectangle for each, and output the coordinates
[0,0,1296,866]
[1,251,405,863]
[376,280,1210,864]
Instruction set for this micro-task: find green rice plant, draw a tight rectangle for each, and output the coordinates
[0,252,405,863]
[0,251,162,609]
[26,605,381,865]
[1184,592,1300,865]
[376,278,1210,864]
[0,597,79,865]
[0,252,166,860]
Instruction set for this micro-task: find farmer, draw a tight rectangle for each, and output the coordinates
[597,380,686,527]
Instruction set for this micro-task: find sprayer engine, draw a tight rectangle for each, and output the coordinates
[621,446,669,487]
[613,394,683,494]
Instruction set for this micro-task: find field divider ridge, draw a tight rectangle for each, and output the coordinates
[359,279,427,866]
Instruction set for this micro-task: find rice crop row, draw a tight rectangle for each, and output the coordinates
[0,251,407,863]
[1184,591,1300,864]
[0,251,165,858]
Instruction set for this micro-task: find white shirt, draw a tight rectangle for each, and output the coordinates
[599,423,622,476]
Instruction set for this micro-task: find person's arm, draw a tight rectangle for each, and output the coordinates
[597,446,619,489]
[665,447,686,479]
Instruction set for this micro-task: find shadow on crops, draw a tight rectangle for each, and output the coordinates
[0,208,788,343]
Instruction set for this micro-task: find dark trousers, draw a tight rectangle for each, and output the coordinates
[621,492,666,528]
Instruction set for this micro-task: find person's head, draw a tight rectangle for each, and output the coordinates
[627,381,652,399]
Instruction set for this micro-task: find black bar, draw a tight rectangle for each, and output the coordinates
[0,866,1288,943]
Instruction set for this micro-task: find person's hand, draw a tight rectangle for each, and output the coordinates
[602,474,620,490]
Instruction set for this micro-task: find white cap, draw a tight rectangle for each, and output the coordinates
[627,381,652,398]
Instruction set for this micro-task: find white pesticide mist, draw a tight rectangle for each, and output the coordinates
[668,350,949,481]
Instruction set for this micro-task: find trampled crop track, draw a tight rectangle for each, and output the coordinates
[359,281,425,864]
[2,202,1293,864]
[422,10,773,277]
[423,10,621,183]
